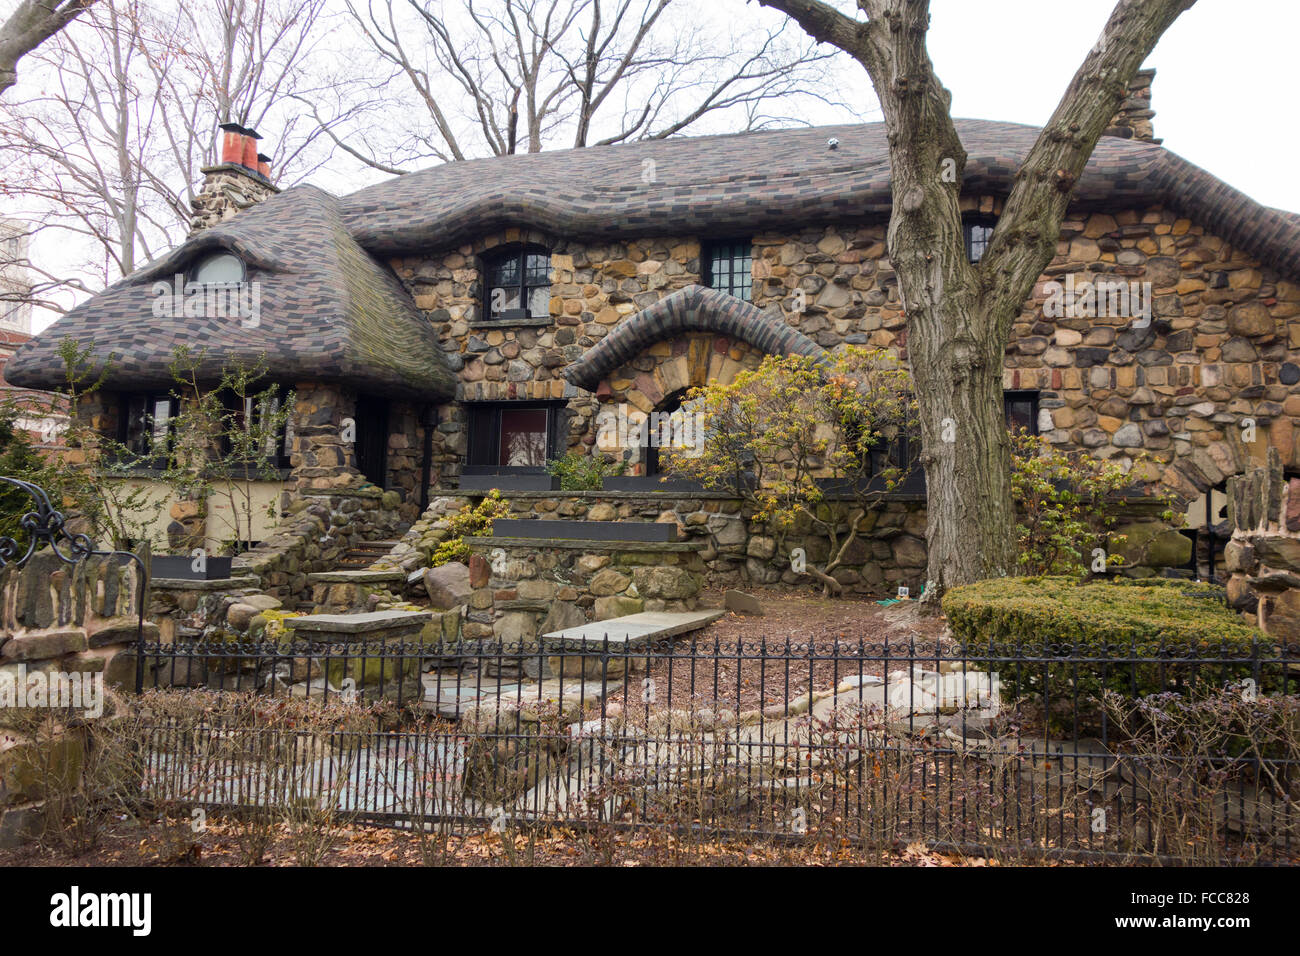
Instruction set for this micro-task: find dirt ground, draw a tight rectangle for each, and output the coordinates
[602,588,950,714]
[693,587,949,646]
[0,814,1009,868]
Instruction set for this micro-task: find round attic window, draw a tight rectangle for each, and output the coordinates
[191,251,245,284]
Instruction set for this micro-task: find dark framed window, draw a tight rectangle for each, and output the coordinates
[466,402,564,470]
[119,392,175,460]
[1004,390,1040,435]
[482,244,551,321]
[963,217,996,264]
[702,239,752,301]
[221,389,293,470]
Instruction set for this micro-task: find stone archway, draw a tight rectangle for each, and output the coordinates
[564,284,824,397]
[567,285,828,473]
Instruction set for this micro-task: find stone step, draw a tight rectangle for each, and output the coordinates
[285,609,433,643]
[541,610,724,650]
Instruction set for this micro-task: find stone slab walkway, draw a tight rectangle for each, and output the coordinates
[540,609,724,649]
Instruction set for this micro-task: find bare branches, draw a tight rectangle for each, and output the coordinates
[1,0,361,317]
[0,0,93,96]
[332,0,860,172]
[980,0,1198,334]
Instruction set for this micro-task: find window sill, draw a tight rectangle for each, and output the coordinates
[471,316,553,329]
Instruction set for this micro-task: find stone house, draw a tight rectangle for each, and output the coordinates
[7,72,1300,595]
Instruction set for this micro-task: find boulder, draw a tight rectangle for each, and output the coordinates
[1254,536,1300,573]
[631,565,701,600]
[891,536,927,569]
[539,600,586,635]
[724,589,764,616]
[423,562,472,608]
[588,568,631,596]
[0,631,87,662]
[593,595,644,620]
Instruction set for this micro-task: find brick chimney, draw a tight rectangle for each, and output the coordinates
[1104,68,1159,144]
[189,123,279,234]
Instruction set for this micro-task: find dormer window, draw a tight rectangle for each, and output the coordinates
[483,245,551,321]
[702,239,752,300]
[963,217,996,264]
[191,251,245,284]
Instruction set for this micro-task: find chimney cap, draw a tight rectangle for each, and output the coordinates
[219,121,247,134]
[243,127,263,141]
[256,153,271,163]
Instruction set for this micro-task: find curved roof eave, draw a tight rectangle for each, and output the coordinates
[339,118,1300,280]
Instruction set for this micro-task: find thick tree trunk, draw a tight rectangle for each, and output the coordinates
[757,0,1198,596]
[910,298,1017,589]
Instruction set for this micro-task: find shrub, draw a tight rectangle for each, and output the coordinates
[943,576,1275,725]
[546,451,623,490]
[1010,430,1175,576]
[429,489,511,566]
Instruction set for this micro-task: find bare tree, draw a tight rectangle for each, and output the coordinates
[0,0,369,315]
[0,0,93,96]
[327,0,860,170]
[756,0,1197,597]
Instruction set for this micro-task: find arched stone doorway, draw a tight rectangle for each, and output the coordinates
[568,285,827,473]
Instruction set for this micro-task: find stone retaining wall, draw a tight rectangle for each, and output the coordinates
[233,487,405,602]
[0,548,154,847]
[379,490,1191,597]
[0,548,155,692]
[460,537,705,650]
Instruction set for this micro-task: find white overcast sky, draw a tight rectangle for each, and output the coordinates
[922,0,1297,212]
[19,0,1298,332]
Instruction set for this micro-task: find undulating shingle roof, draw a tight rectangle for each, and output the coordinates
[339,119,1300,278]
[5,186,457,400]
[8,118,1299,397]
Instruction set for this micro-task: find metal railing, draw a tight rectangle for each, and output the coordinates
[130,634,1300,863]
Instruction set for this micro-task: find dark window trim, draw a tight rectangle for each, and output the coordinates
[480,243,552,322]
[465,400,565,471]
[702,238,753,301]
[117,391,176,465]
[220,388,293,471]
[1003,389,1040,435]
[963,216,997,264]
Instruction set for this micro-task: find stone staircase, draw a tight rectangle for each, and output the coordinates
[336,538,405,570]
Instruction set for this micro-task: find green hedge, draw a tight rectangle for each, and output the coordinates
[943,577,1275,721]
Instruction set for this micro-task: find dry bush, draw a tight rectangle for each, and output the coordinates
[114,689,384,865]
[1101,687,1300,864]
[0,688,137,855]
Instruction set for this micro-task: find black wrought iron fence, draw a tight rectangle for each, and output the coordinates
[129,635,1300,863]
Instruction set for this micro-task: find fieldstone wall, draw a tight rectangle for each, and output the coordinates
[233,486,404,603]
[392,231,703,483]
[396,202,1300,518]
[459,537,705,659]
[382,491,927,595]
[0,548,156,692]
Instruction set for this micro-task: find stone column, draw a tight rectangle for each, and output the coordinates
[285,382,364,502]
